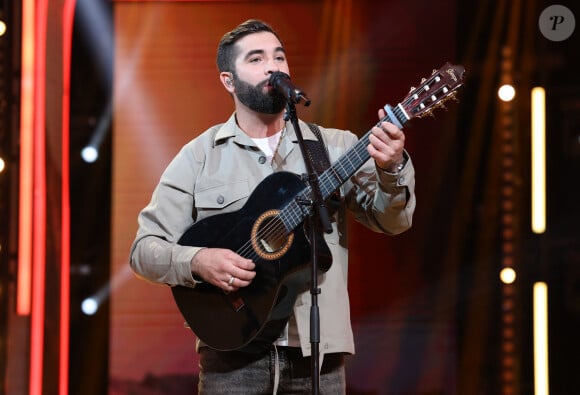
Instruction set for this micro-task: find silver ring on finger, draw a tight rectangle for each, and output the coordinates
[228,275,235,286]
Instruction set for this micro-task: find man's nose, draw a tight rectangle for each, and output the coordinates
[264,58,280,74]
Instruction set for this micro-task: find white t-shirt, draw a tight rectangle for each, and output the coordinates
[251,129,284,162]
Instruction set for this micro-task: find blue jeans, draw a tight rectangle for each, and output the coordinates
[198,346,346,394]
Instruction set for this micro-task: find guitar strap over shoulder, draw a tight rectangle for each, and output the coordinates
[304,123,342,213]
[304,122,331,174]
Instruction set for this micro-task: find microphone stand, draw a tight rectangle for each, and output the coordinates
[283,100,332,395]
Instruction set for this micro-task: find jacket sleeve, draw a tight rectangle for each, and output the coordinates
[338,131,416,235]
[129,141,205,287]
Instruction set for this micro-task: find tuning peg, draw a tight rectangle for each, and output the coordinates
[421,78,426,83]
[409,86,416,93]
[432,69,438,75]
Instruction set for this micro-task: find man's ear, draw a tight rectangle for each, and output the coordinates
[220,72,234,91]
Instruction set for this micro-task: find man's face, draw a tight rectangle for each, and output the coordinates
[231,32,290,114]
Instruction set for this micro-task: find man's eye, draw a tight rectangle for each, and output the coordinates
[249,58,261,63]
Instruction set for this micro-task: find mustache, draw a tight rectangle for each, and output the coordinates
[257,79,270,89]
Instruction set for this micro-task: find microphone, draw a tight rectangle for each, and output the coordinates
[269,71,311,106]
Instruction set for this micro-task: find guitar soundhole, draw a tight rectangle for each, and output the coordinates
[251,209,294,260]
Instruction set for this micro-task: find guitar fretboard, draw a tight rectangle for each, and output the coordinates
[279,104,410,232]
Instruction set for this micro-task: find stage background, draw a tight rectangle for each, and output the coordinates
[110,1,458,393]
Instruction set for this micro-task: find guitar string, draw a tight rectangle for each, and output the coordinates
[233,175,323,259]
[232,97,415,260]
[232,138,369,261]
[239,70,456,257]
[210,72,459,270]
[231,121,375,260]
[231,200,304,260]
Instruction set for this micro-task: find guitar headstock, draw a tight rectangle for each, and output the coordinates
[401,62,465,119]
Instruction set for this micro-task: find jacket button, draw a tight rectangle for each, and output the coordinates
[216,195,225,204]
[258,155,267,164]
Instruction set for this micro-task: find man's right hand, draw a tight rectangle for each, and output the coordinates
[190,248,256,292]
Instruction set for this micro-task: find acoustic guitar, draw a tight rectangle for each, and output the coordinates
[172,63,466,352]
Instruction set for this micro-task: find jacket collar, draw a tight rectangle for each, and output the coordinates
[213,113,319,146]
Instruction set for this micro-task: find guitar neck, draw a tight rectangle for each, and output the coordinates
[281,103,409,231]
[318,103,410,201]
[279,62,466,232]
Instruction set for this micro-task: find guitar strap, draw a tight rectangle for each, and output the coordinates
[304,123,344,233]
[304,123,332,175]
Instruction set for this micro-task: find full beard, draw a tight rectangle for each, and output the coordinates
[233,75,287,114]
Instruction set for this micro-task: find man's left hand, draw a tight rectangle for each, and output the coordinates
[367,108,405,173]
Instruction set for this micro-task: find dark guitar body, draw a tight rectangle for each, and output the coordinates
[172,171,332,353]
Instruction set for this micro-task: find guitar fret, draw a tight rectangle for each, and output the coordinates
[319,180,332,197]
[396,104,409,121]
[394,105,407,123]
[280,188,314,231]
[287,200,302,229]
[327,167,341,185]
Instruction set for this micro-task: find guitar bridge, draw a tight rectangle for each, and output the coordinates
[260,238,274,253]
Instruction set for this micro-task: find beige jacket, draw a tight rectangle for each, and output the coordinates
[130,113,416,356]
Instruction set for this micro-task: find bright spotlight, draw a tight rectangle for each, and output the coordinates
[0,21,6,36]
[81,146,99,163]
[500,267,517,284]
[533,281,549,395]
[531,87,546,234]
[81,297,99,315]
[0,157,5,173]
[498,84,516,102]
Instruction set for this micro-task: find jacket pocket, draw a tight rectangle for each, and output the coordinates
[194,179,250,211]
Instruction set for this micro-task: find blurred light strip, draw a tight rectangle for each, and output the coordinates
[533,282,549,395]
[531,87,546,234]
[60,2,76,394]
[29,1,49,394]
[17,0,35,317]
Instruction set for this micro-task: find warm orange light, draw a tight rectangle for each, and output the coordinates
[25,1,49,394]
[59,2,76,394]
[17,0,35,317]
